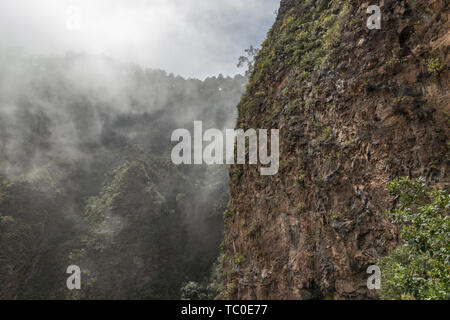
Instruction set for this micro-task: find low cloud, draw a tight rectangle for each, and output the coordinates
[0,0,279,79]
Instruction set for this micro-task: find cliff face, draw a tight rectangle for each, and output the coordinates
[223,0,449,299]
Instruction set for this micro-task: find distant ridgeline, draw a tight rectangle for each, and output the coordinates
[0,53,246,299]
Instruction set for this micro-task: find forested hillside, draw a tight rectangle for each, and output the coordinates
[0,53,245,299]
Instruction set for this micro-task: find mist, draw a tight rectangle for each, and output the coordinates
[0,0,281,300]
[0,0,279,79]
[0,49,247,299]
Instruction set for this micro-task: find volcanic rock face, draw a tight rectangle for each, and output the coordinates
[223,0,449,299]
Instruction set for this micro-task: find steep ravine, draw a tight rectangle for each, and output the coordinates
[223,0,449,299]
[0,57,245,299]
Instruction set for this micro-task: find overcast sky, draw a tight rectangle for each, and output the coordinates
[0,0,280,79]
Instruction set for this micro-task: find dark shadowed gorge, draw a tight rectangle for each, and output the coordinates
[0,54,246,299]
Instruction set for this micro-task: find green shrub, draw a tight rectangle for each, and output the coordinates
[233,252,246,265]
[180,256,224,300]
[426,57,444,76]
[379,177,449,300]
[180,281,209,300]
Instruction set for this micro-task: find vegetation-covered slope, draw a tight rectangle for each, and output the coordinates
[0,54,244,299]
[223,0,449,299]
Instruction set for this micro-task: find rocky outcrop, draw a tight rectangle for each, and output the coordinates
[223,0,449,299]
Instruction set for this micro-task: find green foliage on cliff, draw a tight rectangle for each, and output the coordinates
[180,255,224,300]
[426,57,444,76]
[379,177,450,300]
[180,281,210,300]
[237,0,349,126]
